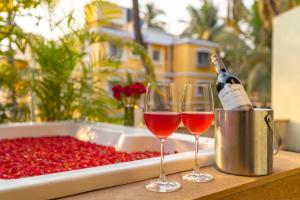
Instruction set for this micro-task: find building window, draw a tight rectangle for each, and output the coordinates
[107,82,113,97]
[126,8,133,22]
[108,42,122,57]
[196,86,204,97]
[108,42,126,61]
[196,51,210,67]
[195,80,213,97]
[130,49,139,59]
[152,50,160,62]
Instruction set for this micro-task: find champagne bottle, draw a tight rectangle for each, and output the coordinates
[211,54,253,110]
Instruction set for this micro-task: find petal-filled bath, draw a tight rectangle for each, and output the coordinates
[0,136,161,179]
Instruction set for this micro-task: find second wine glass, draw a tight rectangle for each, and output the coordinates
[181,83,214,183]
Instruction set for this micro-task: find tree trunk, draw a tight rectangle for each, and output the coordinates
[132,0,150,75]
[266,0,278,17]
[226,0,231,24]
[6,10,18,121]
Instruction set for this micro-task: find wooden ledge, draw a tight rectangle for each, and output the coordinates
[59,151,300,200]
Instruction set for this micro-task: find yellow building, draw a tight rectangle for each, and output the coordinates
[85,2,219,94]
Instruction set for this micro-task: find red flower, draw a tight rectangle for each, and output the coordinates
[124,85,133,97]
[112,85,124,100]
[131,82,146,96]
[112,82,145,100]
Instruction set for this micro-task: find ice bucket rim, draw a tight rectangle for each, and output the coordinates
[214,108,273,112]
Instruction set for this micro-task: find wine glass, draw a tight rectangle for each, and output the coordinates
[181,83,214,183]
[144,82,182,192]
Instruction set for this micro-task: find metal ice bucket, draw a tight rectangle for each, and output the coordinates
[214,108,282,176]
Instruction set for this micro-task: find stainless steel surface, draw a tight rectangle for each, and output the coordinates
[215,108,282,176]
[265,114,282,154]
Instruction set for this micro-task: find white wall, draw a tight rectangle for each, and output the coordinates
[272,6,300,151]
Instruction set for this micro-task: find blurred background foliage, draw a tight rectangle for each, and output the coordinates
[180,0,300,106]
[0,0,152,123]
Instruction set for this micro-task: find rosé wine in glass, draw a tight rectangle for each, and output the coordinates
[144,112,181,139]
[182,112,214,136]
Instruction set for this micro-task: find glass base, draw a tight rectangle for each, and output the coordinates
[182,172,214,183]
[145,180,181,192]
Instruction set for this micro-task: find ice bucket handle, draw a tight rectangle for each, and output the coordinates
[265,115,282,155]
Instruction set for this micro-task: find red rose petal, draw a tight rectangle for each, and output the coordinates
[0,136,162,179]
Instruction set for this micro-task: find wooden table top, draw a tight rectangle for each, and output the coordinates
[59,151,300,200]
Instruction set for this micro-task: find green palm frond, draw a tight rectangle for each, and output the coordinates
[143,3,166,29]
[182,2,219,40]
[85,0,122,28]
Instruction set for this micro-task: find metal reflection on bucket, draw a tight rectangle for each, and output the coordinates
[214,108,282,176]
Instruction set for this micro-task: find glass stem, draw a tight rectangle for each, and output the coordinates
[159,139,166,182]
[194,135,200,174]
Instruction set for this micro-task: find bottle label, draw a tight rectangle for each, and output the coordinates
[218,84,252,110]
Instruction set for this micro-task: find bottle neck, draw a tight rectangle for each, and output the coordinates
[214,60,227,74]
[216,66,227,74]
[211,54,227,74]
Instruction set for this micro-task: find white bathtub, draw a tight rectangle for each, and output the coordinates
[0,122,214,200]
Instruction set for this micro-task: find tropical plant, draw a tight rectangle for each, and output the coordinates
[0,0,57,122]
[0,0,155,123]
[143,3,166,29]
[31,39,79,121]
[28,1,129,122]
[181,1,222,40]
[0,61,30,122]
